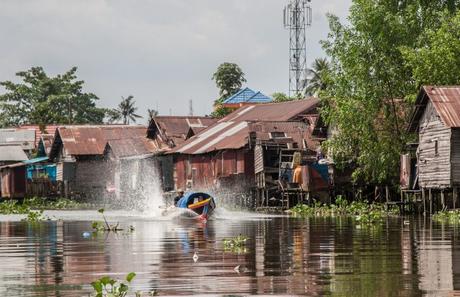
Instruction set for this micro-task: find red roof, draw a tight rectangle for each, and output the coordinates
[409,86,460,132]
[172,99,319,155]
[51,125,156,157]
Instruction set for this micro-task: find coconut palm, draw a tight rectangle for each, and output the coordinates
[116,95,142,124]
[305,58,330,96]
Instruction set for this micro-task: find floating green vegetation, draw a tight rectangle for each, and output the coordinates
[22,210,47,223]
[0,200,30,214]
[90,273,157,297]
[223,235,249,253]
[23,197,92,210]
[91,209,131,233]
[291,197,397,225]
[433,210,460,224]
[0,197,92,215]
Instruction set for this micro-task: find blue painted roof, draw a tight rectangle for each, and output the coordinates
[222,87,273,104]
[247,91,272,103]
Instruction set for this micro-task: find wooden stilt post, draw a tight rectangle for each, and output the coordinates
[386,186,389,203]
[422,188,426,215]
[441,190,446,210]
[429,188,432,214]
[454,187,457,210]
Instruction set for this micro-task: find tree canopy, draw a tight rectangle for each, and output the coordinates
[212,62,246,103]
[321,0,460,184]
[0,67,106,127]
[110,95,142,125]
[305,58,330,97]
[211,62,247,118]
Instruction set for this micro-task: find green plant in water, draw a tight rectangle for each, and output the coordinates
[91,209,123,232]
[433,210,460,223]
[22,210,46,222]
[223,235,249,253]
[0,200,30,214]
[91,272,136,297]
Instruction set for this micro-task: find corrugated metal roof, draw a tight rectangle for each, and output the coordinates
[172,98,319,155]
[107,138,155,158]
[0,145,29,161]
[408,86,460,132]
[0,129,35,150]
[52,125,156,157]
[248,121,318,151]
[222,88,272,104]
[18,125,61,147]
[149,116,217,147]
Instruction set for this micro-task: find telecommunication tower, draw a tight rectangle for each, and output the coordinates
[283,0,312,97]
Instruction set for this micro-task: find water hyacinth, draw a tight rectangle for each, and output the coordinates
[290,197,397,224]
[433,210,460,223]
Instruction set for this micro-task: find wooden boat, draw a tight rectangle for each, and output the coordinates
[177,192,216,221]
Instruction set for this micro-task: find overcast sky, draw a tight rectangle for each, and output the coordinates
[0,0,351,119]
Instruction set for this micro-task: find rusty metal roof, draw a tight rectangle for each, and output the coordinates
[107,138,156,158]
[408,86,460,132]
[172,99,319,155]
[248,121,319,151]
[51,125,156,157]
[149,116,217,148]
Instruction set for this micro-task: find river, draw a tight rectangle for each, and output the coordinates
[0,209,459,296]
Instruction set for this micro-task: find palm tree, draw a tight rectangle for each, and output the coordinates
[305,58,330,96]
[147,109,158,122]
[117,95,142,124]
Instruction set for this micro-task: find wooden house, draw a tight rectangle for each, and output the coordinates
[48,125,157,200]
[407,86,460,212]
[170,99,327,209]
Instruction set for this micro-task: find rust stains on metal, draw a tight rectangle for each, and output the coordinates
[148,116,217,149]
[409,86,460,132]
[50,125,155,158]
[172,99,320,155]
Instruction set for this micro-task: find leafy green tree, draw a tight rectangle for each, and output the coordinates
[0,66,105,127]
[401,11,460,87]
[272,92,296,102]
[305,58,330,96]
[320,1,460,184]
[212,62,247,102]
[211,62,247,118]
[211,105,232,118]
[113,95,142,125]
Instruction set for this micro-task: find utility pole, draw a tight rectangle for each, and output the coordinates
[283,0,312,98]
[189,99,194,116]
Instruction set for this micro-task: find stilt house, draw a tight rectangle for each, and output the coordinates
[49,126,157,200]
[170,99,328,208]
[407,86,460,211]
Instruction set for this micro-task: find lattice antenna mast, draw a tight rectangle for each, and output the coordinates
[284,0,312,97]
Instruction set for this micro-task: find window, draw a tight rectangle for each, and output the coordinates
[434,139,439,156]
[269,131,287,139]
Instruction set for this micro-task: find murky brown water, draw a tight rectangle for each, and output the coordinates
[0,210,459,296]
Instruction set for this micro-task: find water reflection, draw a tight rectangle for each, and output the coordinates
[1,214,460,296]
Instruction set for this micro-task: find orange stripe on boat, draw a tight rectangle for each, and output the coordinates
[188,198,211,210]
